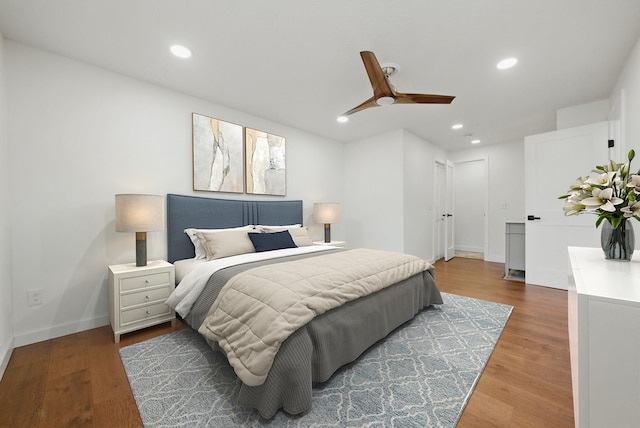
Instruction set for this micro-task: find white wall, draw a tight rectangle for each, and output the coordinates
[448,141,525,262]
[557,99,609,130]
[0,31,14,379]
[403,130,446,262]
[6,41,345,346]
[343,130,404,252]
[612,36,640,157]
[343,129,445,262]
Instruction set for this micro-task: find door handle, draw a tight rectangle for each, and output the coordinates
[527,215,541,221]
[441,214,453,217]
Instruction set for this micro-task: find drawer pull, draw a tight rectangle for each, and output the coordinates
[145,279,150,284]
[146,310,150,316]
[145,295,150,300]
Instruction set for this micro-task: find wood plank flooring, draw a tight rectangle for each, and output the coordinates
[0,257,574,427]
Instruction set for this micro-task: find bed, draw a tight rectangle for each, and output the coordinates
[165,193,443,418]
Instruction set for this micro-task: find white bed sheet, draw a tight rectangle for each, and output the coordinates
[174,258,207,283]
[166,246,337,318]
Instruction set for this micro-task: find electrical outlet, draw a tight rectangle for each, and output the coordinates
[27,289,44,306]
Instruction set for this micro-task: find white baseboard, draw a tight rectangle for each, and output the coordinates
[13,315,110,348]
[484,253,505,263]
[0,335,14,382]
[455,245,484,253]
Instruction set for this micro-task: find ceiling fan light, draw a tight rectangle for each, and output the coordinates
[337,115,349,123]
[451,123,463,130]
[376,96,395,106]
[471,139,481,144]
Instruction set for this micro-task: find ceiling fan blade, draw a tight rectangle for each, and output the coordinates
[394,92,455,105]
[341,96,379,117]
[360,51,395,99]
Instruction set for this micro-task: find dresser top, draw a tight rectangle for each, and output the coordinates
[568,246,640,306]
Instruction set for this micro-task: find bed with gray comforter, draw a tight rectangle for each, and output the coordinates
[183,249,443,418]
[166,194,443,418]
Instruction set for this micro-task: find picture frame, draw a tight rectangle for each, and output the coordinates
[192,113,244,193]
[245,128,286,196]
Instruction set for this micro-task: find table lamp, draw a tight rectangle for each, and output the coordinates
[313,203,341,243]
[115,194,165,266]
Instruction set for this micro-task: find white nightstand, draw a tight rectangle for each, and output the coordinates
[313,240,347,248]
[108,260,176,343]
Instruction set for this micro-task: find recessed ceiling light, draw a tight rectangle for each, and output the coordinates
[471,139,481,144]
[497,57,517,69]
[451,123,463,130]
[170,44,192,59]
[337,116,349,123]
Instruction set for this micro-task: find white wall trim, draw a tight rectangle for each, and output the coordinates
[13,315,109,348]
[485,253,503,263]
[455,245,484,253]
[0,336,14,381]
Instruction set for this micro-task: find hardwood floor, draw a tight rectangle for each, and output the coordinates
[0,257,574,427]
[435,257,574,427]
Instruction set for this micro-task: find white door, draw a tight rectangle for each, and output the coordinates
[434,161,446,260]
[444,160,455,261]
[525,122,609,289]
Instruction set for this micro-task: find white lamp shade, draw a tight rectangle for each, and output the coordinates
[115,194,165,232]
[313,203,341,224]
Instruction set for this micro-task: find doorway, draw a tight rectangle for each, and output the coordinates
[453,158,487,260]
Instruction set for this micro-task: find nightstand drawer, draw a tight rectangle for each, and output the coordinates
[120,285,172,309]
[120,302,171,326]
[119,271,171,292]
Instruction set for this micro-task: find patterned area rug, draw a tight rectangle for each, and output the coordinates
[119,293,512,427]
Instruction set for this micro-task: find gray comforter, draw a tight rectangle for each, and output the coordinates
[184,249,443,418]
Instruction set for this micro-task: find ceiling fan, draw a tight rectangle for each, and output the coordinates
[340,51,455,118]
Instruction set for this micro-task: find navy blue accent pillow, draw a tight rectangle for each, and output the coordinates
[248,230,298,252]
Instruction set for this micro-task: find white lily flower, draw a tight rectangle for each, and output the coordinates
[626,175,640,194]
[581,188,624,212]
[585,171,616,187]
[621,201,640,218]
[560,150,639,229]
[563,199,586,216]
[566,176,584,191]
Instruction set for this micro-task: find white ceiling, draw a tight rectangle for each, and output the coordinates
[1,0,639,151]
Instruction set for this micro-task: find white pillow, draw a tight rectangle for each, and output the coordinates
[185,225,254,259]
[258,224,312,247]
[257,224,302,232]
[195,229,256,260]
[287,227,313,247]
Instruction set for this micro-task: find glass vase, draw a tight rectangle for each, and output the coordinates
[600,219,635,261]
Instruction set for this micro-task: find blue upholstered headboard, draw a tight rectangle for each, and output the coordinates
[166,194,303,263]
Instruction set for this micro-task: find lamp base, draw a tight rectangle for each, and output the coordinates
[324,224,331,243]
[136,232,147,267]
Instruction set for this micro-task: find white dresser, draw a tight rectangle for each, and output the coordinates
[108,260,176,343]
[568,247,640,428]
